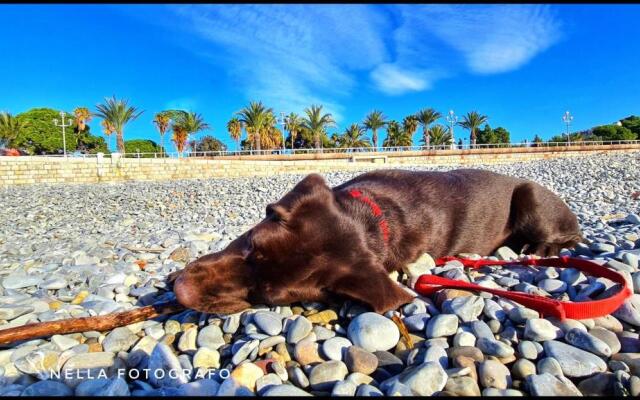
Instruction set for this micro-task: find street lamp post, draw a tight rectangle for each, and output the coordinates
[562,111,573,146]
[53,111,73,158]
[446,109,458,149]
[278,112,287,155]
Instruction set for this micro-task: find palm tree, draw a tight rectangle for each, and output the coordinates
[73,107,92,132]
[402,115,419,145]
[458,111,488,148]
[172,111,210,156]
[382,120,412,147]
[429,124,453,147]
[415,108,442,149]
[0,112,28,148]
[100,120,116,151]
[235,101,272,152]
[303,105,335,151]
[363,110,386,150]
[153,111,172,156]
[227,117,243,152]
[284,112,303,151]
[95,96,144,154]
[339,124,371,150]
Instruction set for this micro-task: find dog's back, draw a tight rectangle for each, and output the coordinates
[334,168,581,258]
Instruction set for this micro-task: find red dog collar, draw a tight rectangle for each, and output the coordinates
[415,256,632,320]
[348,188,390,244]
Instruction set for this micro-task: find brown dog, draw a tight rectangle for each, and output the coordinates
[170,169,582,314]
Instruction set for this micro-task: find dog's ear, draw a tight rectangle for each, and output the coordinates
[331,261,415,313]
[292,173,330,195]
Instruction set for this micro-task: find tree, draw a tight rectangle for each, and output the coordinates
[153,111,172,156]
[363,110,386,150]
[101,120,116,150]
[303,105,335,150]
[591,124,636,141]
[428,124,452,146]
[236,101,272,152]
[402,115,419,144]
[124,139,162,157]
[620,116,640,136]
[0,112,28,148]
[171,111,210,156]
[14,108,106,154]
[458,111,488,148]
[227,117,243,151]
[382,120,412,147]
[95,96,143,153]
[477,124,496,145]
[284,112,304,150]
[493,127,510,144]
[415,108,442,149]
[195,135,227,153]
[73,107,92,132]
[338,124,371,149]
[532,134,544,147]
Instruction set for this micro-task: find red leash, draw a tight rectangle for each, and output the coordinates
[415,256,632,320]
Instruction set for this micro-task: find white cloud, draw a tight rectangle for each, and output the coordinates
[370,64,435,95]
[130,5,561,110]
[398,5,562,75]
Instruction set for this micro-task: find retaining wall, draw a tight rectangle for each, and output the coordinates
[1,144,638,186]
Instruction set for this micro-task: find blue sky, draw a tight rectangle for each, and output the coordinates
[1,4,639,150]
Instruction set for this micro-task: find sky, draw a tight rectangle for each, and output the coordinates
[1,4,639,150]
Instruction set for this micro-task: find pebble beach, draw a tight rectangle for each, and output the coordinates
[1,151,640,396]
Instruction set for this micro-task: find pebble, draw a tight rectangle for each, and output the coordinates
[148,342,189,387]
[192,347,220,369]
[196,325,225,350]
[293,336,323,366]
[402,313,430,331]
[425,314,459,338]
[75,377,130,396]
[537,357,564,377]
[347,312,399,352]
[287,316,313,344]
[543,340,607,377]
[2,274,43,289]
[253,311,283,336]
[524,318,562,341]
[22,380,73,396]
[564,328,612,357]
[356,384,384,396]
[345,345,378,375]
[331,380,358,396]
[381,361,447,396]
[321,337,352,361]
[479,360,511,389]
[263,384,313,396]
[476,337,515,358]
[447,295,485,322]
[526,373,582,396]
[308,360,348,391]
[177,379,220,396]
[102,327,138,353]
[230,362,264,391]
[445,376,481,396]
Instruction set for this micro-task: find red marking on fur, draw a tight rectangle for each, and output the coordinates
[349,188,389,244]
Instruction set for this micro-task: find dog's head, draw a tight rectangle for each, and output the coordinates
[171,173,413,314]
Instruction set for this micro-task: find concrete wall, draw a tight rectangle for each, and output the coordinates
[1,144,639,186]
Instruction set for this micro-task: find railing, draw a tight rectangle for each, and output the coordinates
[4,140,640,160]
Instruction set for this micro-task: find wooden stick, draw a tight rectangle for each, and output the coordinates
[0,301,185,346]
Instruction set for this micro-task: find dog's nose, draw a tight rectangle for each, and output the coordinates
[173,275,198,310]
